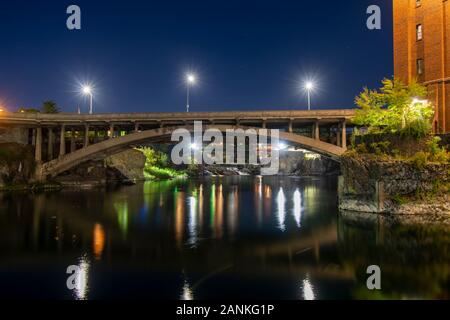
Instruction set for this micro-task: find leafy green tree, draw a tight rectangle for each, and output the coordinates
[354,78,434,138]
[41,100,60,114]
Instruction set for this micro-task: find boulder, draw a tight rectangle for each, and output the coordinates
[105,148,146,181]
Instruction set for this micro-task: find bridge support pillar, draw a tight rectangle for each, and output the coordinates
[35,127,42,163]
[59,125,66,158]
[134,122,140,132]
[31,129,36,146]
[84,124,90,147]
[47,128,54,161]
[341,120,347,149]
[109,123,115,139]
[314,121,320,140]
[93,130,98,143]
[70,129,76,153]
[262,120,267,129]
[288,119,293,133]
[336,125,341,147]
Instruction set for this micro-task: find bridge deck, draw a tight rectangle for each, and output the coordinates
[0,109,355,125]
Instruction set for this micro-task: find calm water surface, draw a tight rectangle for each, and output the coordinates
[0,176,448,299]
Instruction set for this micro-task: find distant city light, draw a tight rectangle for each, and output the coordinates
[0,108,4,112]
[277,143,288,150]
[190,143,199,150]
[411,97,428,105]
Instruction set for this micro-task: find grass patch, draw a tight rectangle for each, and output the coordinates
[143,166,186,180]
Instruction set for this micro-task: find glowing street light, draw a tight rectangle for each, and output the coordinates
[304,81,315,111]
[0,108,4,113]
[82,85,94,114]
[186,73,197,113]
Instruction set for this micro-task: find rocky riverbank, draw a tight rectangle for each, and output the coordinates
[338,153,450,216]
[187,150,340,177]
[0,143,36,190]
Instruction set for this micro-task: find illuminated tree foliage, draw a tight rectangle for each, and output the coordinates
[354,78,434,138]
[42,100,60,114]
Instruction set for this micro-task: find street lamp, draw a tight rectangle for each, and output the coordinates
[304,81,315,111]
[82,86,94,114]
[186,73,196,113]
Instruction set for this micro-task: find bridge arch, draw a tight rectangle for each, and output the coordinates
[38,125,346,179]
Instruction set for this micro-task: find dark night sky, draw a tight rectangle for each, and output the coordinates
[0,0,393,113]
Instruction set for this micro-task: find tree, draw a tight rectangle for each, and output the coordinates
[42,100,60,114]
[354,78,434,138]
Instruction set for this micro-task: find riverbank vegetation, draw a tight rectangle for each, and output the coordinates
[136,147,186,180]
[343,78,450,209]
[349,78,449,165]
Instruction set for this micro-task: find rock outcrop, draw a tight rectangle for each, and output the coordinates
[278,150,340,176]
[0,143,35,188]
[339,154,450,215]
[105,148,146,180]
[55,148,146,185]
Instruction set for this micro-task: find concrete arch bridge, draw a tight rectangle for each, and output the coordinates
[0,110,355,179]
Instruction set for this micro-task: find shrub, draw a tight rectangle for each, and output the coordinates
[369,141,391,156]
[411,151,428,170]
[137,146,185,180]
[427,137,450,163]
[355,143,368,154]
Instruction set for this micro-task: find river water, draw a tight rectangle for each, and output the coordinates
[0,176,448,300]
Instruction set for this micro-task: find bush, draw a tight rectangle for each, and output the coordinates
[427,137,450,163]
[355,143,368,154]
[411,151,428,170]
[369,141,390,156]
[137,146,185,180]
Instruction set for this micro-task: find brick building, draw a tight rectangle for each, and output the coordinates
[393,0,450,133]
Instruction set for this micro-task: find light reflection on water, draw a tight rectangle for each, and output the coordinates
[0,176,449,300]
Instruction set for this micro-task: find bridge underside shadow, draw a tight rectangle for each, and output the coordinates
[38,125,347,179]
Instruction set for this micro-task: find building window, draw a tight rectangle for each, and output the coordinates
[416,24,423,41]
[417,59,424,75]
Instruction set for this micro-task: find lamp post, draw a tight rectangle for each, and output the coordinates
[304,81,315,111]
[186,74,196,113]
[82,86,93,114]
